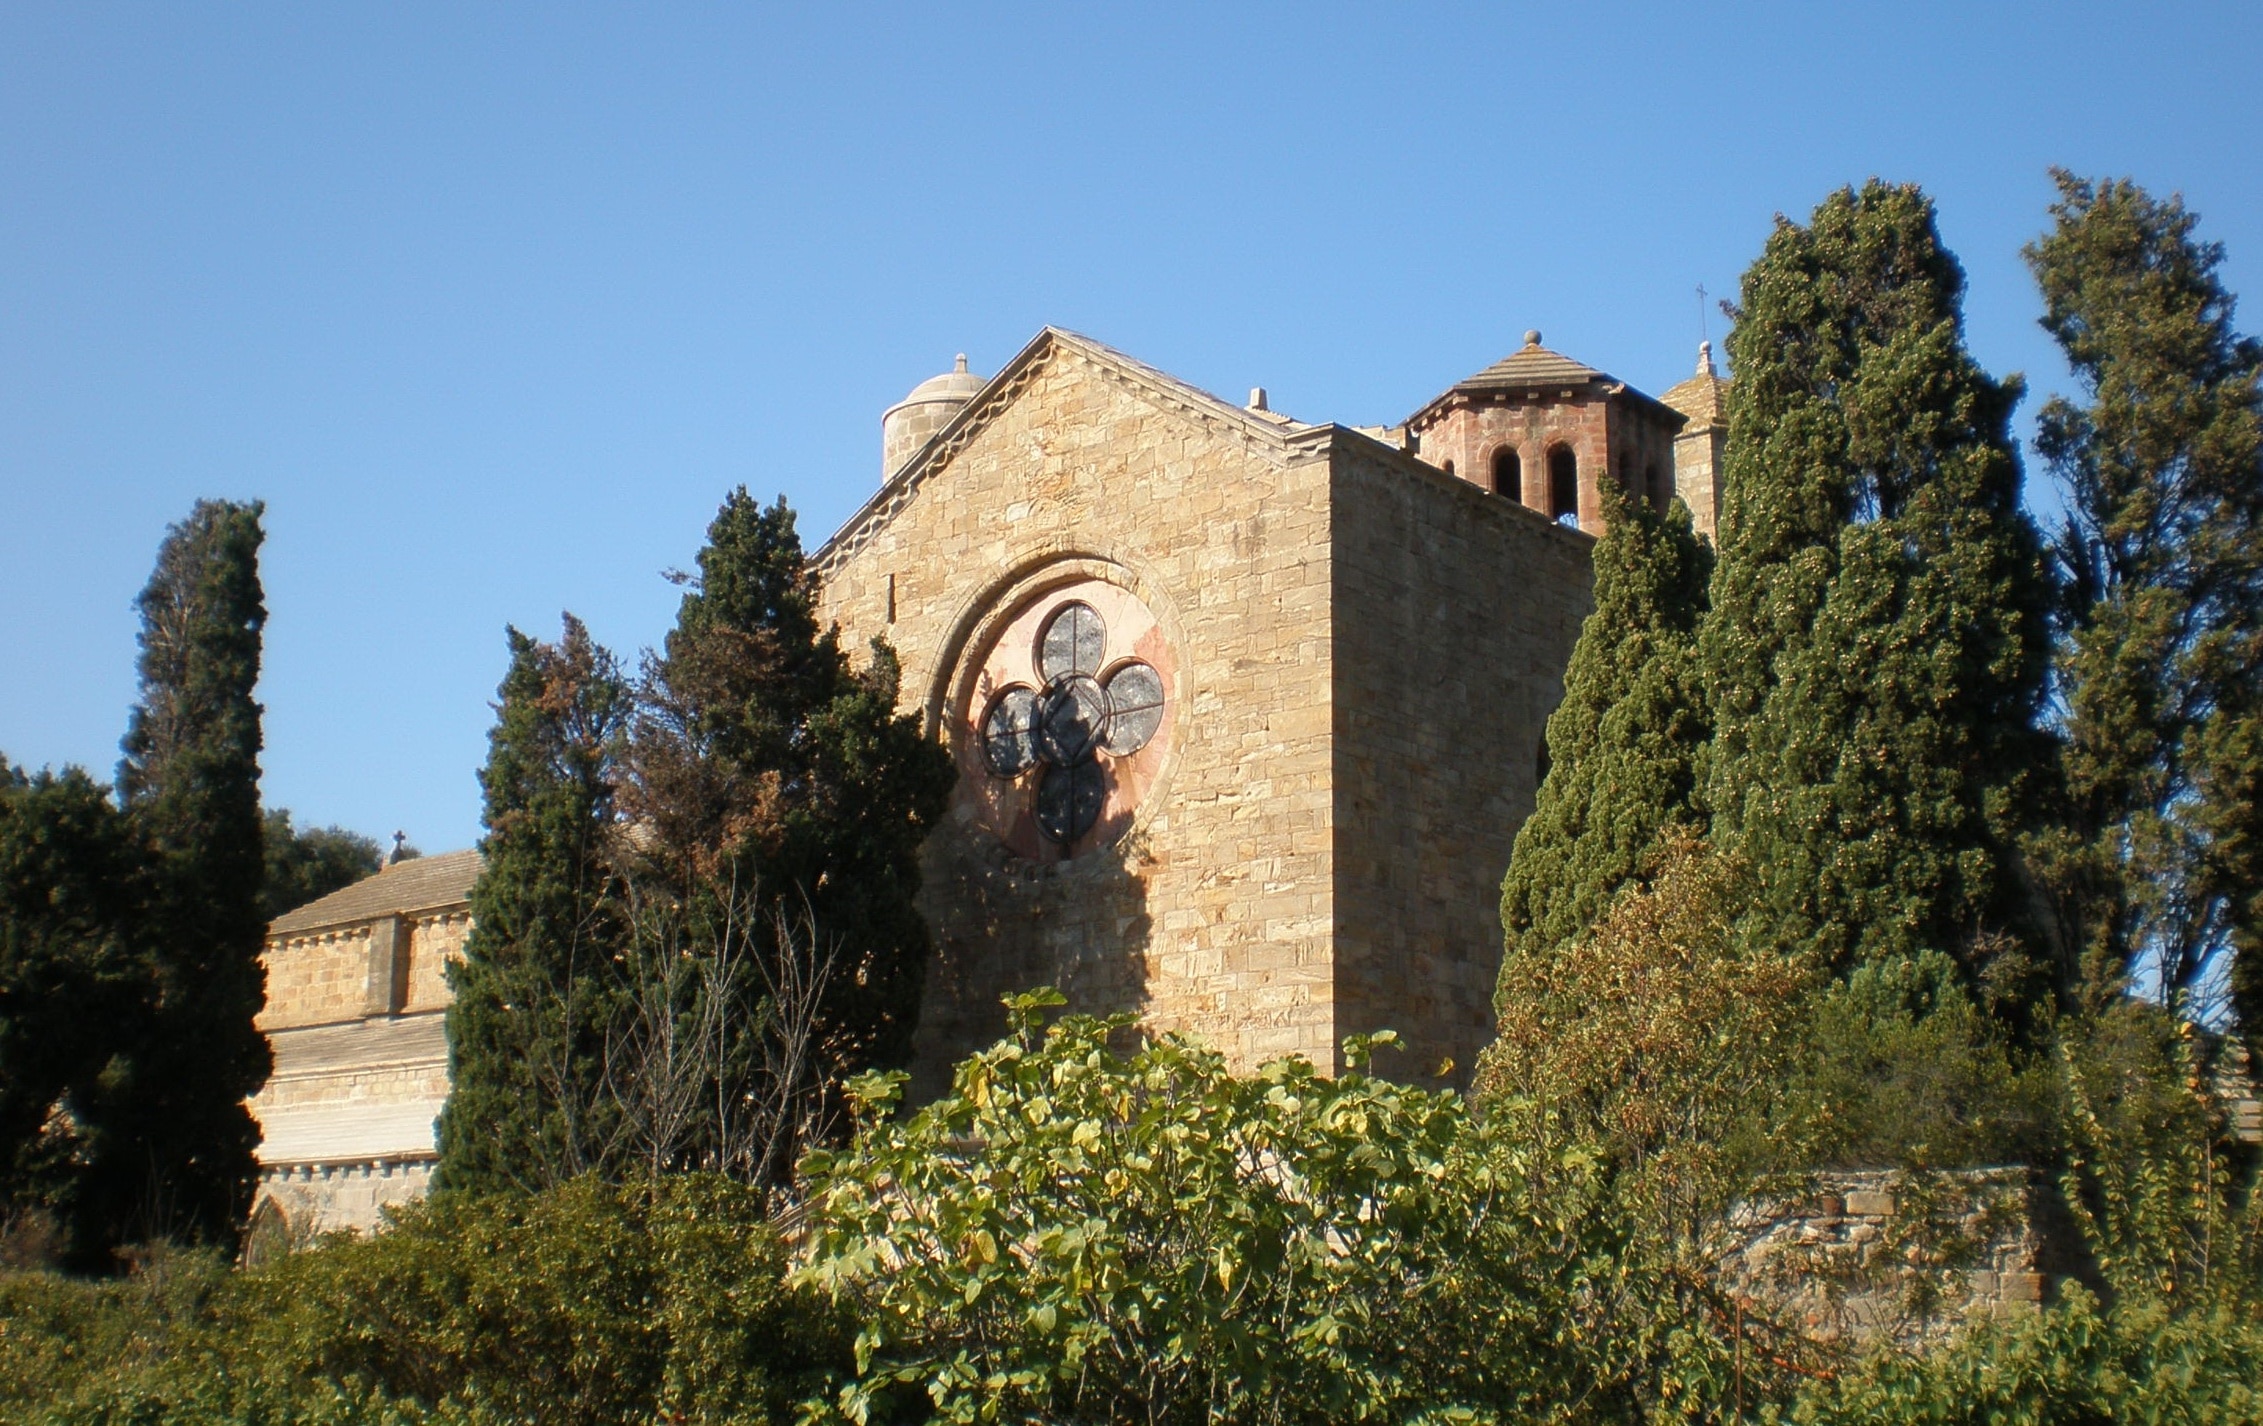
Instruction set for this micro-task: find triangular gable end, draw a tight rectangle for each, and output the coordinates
[814,328,1317,577]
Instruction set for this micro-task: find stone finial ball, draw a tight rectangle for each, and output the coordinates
[1524,329,1541,347]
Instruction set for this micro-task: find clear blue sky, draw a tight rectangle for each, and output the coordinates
[4,3,2259,854]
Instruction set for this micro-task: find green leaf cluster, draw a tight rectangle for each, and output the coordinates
[1499,482,1712,998]
[440,491,952,1196]
[1705,181,2053,999]
[798,992,1772,1425]
[622,491,955,1136]
[439,616,635,1195]
[1,500,279,1269]
[1778,1287,2263,1425]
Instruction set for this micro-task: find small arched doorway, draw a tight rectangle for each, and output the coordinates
[1491,447,1522,501]
[1548,446,1579,528]
[241,1195,293,1267]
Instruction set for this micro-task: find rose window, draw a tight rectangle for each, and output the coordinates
[978,601,1166,845]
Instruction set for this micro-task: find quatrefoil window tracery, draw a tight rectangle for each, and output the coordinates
[979,601,1165,845]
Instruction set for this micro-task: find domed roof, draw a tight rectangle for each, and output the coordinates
[895,353,986,408]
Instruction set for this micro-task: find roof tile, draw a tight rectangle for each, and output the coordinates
[268,849,483,936]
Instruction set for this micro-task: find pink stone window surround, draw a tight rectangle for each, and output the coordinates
[957,580,1176,862]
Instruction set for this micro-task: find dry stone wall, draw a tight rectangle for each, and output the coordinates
[1721,1168,2047,1347]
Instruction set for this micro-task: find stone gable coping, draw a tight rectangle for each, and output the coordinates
[813,328,1318,580]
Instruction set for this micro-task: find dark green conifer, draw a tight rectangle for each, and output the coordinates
[623,491,953,1179]
[2023,172,2263,1040]
[437,617,632,1195]
[84,499,271,1258]
[1497,481,1711,1005]
[0,762,149,1246]
[1703,182,2053,1003]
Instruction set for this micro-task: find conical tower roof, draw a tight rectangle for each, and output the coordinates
[1453,330,1608,391]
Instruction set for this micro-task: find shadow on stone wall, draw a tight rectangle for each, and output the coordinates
[906,828,1153,1102]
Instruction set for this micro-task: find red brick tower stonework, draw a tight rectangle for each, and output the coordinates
[1404,331,1696,536]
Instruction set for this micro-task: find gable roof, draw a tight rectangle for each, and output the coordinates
[814,327,1324,577]
[268,849,483,937]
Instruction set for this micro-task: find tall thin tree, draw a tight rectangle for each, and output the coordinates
[2025,171,2263,1036]
[437,617,633,1195]
[620,491,952,1182]
[86,499,271,1258]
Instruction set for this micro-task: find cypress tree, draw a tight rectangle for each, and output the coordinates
[84,499,271,1258]
[1703,182,2054,1003]
[437,617,632,1195]
[1496,481,1712,1006]
[622,491,952,1177]
[2023,172,2263,1037]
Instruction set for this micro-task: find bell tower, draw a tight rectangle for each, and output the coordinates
[1404,331,1688,534]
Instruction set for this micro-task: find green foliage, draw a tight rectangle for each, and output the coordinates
[1779,1288,2263,1425]
[442,494,950,1198]
[618,491,953,1183]
[2051,1004,2261,1305]
[1484,834,1815,1235]
[1785,952,2055,1171]
[1,1176,845,1425]
[1498,482,1712,1004]
[2023,172,2263,1028]
[0,763,151,1251]
[75,499,273,1264]
[260,810,384,923]
[1703,182,2053,1008]
[799,990,1775,1425]
[438,617,634,1195]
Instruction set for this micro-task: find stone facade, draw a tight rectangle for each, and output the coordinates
[246,326,1723,1229]
[247,851,478,1239]
[815,327,1663,1090]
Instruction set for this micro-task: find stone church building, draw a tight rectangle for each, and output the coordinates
[248,329,1730,1235]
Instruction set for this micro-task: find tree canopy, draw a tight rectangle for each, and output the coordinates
[2024,170,2263,1039]
[1702,181,2054,1009]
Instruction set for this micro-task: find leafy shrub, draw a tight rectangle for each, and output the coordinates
[1779,1286,2263,1424]
[1,1174,847,1425]
[1481,835,1815,1236]
[1786,950,2057,1172]
[797,990,1781,1425]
